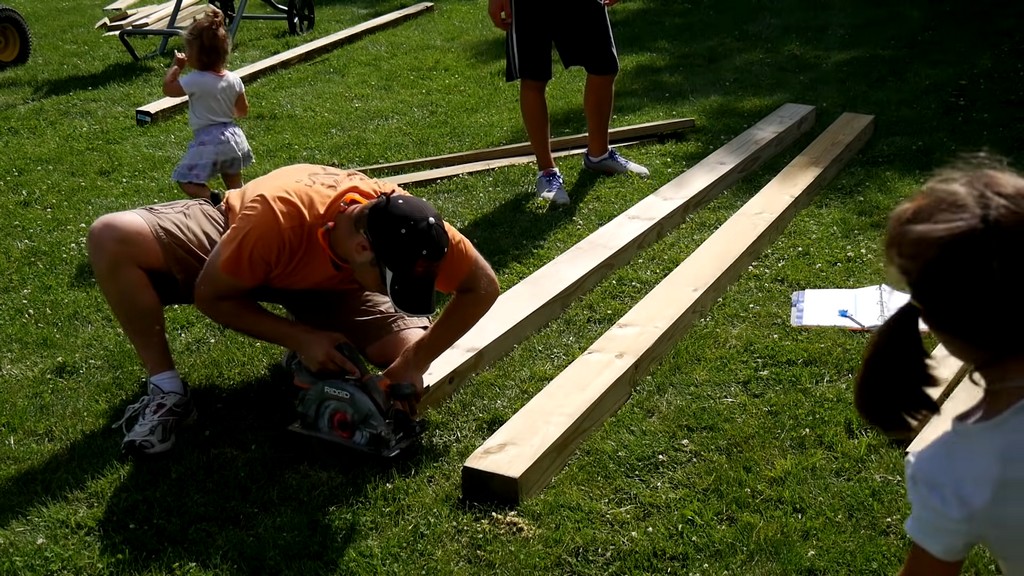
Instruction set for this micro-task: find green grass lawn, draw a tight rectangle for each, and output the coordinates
[1,0,1020,574]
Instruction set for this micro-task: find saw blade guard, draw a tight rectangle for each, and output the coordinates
[304,380,395,446]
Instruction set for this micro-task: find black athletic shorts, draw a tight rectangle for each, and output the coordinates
[504,0,619,82]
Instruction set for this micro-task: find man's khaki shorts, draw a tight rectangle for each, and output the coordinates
[133,199,429,353]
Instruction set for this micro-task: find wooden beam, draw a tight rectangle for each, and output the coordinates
[355,119,696,175]
[104,0,141,11]
[135,2,435,126]
[107,8,139,24]
[924,344,971,405]
[385,140,647,187]
[104,11,140,32]
[461,112,875,505]
[420,103,818,410]
[906,345,974,453]
[144,3,206,31]
[106,3,166,32]
[174,3,208,27]
[907,376,981,453]
[131,0,201,28]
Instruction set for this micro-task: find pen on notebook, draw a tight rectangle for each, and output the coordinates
[838,309,867,329]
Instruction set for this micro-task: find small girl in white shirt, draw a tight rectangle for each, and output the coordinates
[162,7,252,205]
[855,158,1024,576]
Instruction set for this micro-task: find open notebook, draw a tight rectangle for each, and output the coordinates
[790,284,924,330]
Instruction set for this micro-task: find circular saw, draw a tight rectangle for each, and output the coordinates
[286,344,426,458]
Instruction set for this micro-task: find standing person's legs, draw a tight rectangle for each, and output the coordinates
[520,79,555,171]
[221,173,243,191]
[506,0,555,171]
[179,181,213,200]
[174,123,245,202]
[218,123,253,198]
[556,1,647,176]
[504,0,570,204]
[552,0,619,159]
[522,78,569,204]
[583,73,616,158]
[215,173,244,206]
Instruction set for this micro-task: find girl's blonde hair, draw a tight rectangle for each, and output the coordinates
[855,156,1024,435]
[183,7,231,72]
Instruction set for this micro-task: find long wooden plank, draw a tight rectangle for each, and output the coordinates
[386,140,648,186]
[174,3,208,27]
[104,9,143,32]
[144,3,206,31]
[907,346,975,453]
[461,112,875,504]
[135,2,435,125]
[924,343,971,405]
[104,0,141,11]
[109,8,138,23]
[908,377,982,453]
[420,103,818,409]
[132,0,201,28]
[355,119,696,175]
[107,2,166,32]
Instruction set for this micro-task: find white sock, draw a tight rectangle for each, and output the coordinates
[587,150,611,163]
[149,370,185,395]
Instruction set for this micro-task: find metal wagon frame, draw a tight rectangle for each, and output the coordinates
[119,0,314,61]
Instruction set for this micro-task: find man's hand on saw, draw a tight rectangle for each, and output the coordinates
[382,361,424,415]
[294,331,360,376]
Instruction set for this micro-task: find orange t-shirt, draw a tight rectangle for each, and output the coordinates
[218,164,475,293]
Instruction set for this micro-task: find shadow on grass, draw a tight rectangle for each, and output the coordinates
[71,260,95,289]
[0,370,442,575]
[256,0,434,39]
[454,89,818,275]
[0,59,164,101]
[611,1,1023,166]
[456,168,603,273]
[0,428,123,527]
[464,0,1024,173]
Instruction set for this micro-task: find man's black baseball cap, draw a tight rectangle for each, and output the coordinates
[365,194,449,316]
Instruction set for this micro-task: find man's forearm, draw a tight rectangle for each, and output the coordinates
[197,296,311,351]
[401,288,498,373]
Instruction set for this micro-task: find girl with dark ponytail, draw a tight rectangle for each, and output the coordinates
[854,158,1024,575]
[162,6,253,206]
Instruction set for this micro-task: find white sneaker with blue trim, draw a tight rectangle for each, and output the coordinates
[583,148,650,177]
[535,169,570,205]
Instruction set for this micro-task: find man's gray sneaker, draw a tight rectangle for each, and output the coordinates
[113,381,196,456]
[583,148,650,177]
[536,170,570,205]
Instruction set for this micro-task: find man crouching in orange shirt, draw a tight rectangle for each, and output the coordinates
[87,164,500,456]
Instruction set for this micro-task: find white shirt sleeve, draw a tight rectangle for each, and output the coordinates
[230,72,245,94]
[179,71,197,95]
[903,451,976,562]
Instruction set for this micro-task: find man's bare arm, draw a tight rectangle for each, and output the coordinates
[194,246,356,374]
[388,248,499,380]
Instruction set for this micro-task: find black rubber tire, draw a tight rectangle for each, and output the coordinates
[286,0,314,35]
[0,4,32,70]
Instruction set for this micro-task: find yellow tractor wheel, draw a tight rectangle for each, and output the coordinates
[0,5,31,70]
